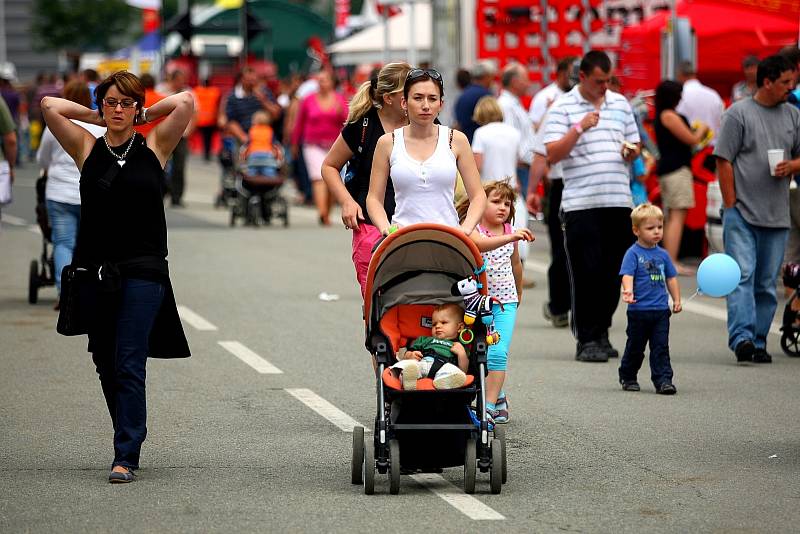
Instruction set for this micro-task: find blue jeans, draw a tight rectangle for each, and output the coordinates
[92,279,164,470]
[619,309,673,386]
[45,199,80,294]
[487,302,517,371]
[723,206,788,351]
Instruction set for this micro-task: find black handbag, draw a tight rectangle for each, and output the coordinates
[56,265,100,336]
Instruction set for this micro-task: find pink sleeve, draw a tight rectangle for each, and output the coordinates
[504,223,513,234]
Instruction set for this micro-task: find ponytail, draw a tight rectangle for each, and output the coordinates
[346,80,375,124]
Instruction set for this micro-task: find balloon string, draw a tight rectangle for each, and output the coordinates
[684,289,701,303]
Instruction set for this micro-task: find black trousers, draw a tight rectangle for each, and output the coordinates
[545,179,570,316]
[199,126,216,161]
[562,207,634,343]
[169,137,188,204]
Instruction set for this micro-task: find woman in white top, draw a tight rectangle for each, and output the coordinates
[471,95,520,183]
[367,69,486,236]
[36,81,106,301]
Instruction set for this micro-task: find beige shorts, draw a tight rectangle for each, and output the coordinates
[659,166,695,209]
[302,144,329,181]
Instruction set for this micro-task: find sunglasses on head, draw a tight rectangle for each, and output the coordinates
[406,68,443,83]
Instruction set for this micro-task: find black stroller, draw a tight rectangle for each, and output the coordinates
[28,172,56,304]
[780,263,800,357]
[229,143,289,227]
[351,224,507,495]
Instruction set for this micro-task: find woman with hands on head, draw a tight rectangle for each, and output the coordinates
[41,71,194,484]
[366,68,487,237]
[321,62,411,296]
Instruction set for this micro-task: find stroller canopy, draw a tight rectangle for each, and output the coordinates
[364,224,487,328]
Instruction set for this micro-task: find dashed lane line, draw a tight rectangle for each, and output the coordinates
[1,213,27,226]
[285,388,366,432]
[176,305,218,331]
[219,340,283,374]
[411,473,506,520]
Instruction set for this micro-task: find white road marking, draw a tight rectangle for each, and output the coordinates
[219,341,283,374]
[411,473,506,520]
[1,213,27,226]
[526,259,781,336]
[28,225,41,235]
[285,388,365,432]
[176,305,218,331]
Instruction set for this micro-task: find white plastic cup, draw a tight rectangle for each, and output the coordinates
[768,149,785,176]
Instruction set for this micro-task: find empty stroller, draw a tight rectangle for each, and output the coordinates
[780,263,800,357]
[28,171,56,304]
[351,223,507,495]
[229,143,289,227]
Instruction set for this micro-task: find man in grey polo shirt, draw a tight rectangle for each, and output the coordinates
[543,51,641,362]
[714,55,800,364]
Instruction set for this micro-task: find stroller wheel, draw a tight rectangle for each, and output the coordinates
[780,329,800,357]
[28,260,39,304]
[493,426,508,484]
[463,439,476,494]
[351,426,365,484]
[490,439,503,494]
[363,435,375,495]
[389,439,400,495]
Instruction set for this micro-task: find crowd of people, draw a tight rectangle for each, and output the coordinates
[9,42,800,483]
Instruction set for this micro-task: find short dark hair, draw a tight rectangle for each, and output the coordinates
[757,55,794,87]
[655,80,682,114]
[677,61,695,77]
[139,72,156,90]
[501,63,523,88]
[779,45,800,66]
[579,51,611,75]
[82,68,99,82]
[456,68,471,90]
[95,71,145,119]
[556,56,576,74]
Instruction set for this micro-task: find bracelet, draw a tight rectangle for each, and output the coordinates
[141,107,149,124]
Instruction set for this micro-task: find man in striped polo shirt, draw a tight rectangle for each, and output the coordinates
[543,51,641,362]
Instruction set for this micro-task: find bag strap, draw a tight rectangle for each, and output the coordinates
[449,127,454,149]
[357,116,369,154]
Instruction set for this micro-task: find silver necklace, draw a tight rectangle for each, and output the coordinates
[103,133,136,167]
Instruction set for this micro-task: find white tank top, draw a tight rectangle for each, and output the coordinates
[389,125,459,228]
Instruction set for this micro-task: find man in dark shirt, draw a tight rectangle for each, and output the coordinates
[454,60,496,143]
[224,66,282,144]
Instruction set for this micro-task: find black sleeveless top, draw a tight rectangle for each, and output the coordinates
[655,112,693,176]
[74,133,169,284]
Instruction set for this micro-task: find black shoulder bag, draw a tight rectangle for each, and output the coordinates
[56,138,143,336]
[343,116,369,188]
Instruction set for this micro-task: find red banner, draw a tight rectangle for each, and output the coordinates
[142,8,159,33]
[689,0,800,16]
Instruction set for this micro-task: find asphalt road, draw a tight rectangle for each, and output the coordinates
[1,158,799,533]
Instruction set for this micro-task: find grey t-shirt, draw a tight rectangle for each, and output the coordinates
[714,98,800,228]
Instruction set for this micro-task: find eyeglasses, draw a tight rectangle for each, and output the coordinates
[102,98,137,109]
[406,68,443,83]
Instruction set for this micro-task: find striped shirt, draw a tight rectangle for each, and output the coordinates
[543,87,640,212]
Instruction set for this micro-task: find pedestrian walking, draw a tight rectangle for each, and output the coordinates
[470,95,520,182]
[543,50,641,362]
[732,55,759,103]
[291,70,348,226]
[157,69,196,207]
[653,80,710,275]
[0,95,15,217]
[194,79,221,162]
[36,81,105,307]
[366,68,487,236]
[528,56,575,131]
[42,70,194,483]
[676,61,724,143]
[713,55,800,364]
[453,60,496,143]
[320,62,411,296]
[619,203,681,395]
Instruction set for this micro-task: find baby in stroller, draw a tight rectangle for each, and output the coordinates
[244,111,281,178]
[390,303,468,391]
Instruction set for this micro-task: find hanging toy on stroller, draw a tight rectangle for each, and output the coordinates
[453,265,504,346]
[780,263,800,357]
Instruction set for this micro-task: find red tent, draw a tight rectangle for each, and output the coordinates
[617,1,799,98]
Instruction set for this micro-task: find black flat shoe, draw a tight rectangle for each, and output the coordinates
[108,467,136,484]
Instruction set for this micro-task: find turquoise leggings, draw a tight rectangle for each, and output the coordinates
[487,302,517,371]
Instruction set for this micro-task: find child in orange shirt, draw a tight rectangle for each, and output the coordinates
[246,110,279,177]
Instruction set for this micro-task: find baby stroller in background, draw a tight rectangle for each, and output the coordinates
[215,136,239,208]
[229,143,289,227]
[780,263,800,357]
[351,224,507,495]
[28,171,55,304]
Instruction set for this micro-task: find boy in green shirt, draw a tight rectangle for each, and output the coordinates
[391,303,469,390]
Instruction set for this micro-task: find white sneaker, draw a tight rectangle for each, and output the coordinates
[401,362,420,391]
[432,364,466,390]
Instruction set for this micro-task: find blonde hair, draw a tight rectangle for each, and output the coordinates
[252,110,271,125]
[433,303,464,321]
[346,62,412,124]
[455,179,517,224]
[472,95,503,125]
[630,203,664,227]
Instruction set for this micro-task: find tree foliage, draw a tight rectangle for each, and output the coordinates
[31,0,138,53]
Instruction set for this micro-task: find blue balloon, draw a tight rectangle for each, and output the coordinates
[697,253,741,297]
